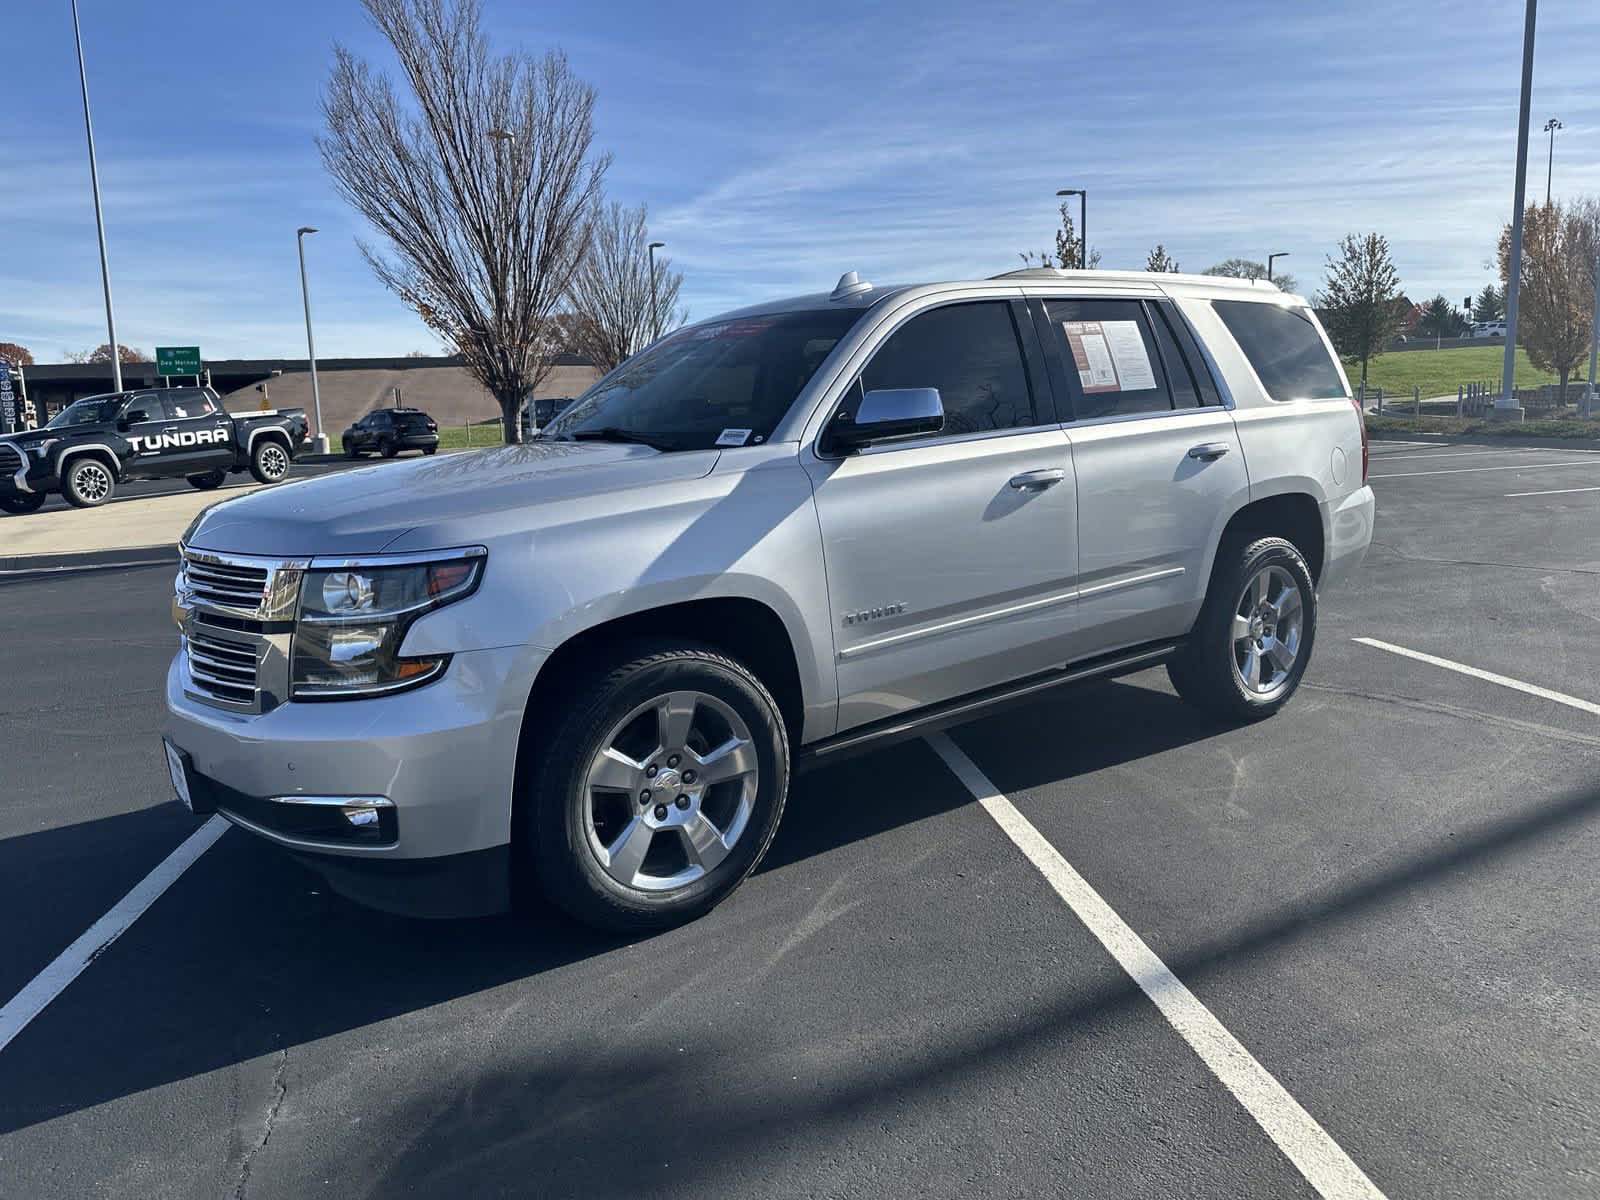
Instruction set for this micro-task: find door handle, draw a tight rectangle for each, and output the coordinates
[161,426,179,434]
[1008,467,1067,491]
[1187,442,1230,461]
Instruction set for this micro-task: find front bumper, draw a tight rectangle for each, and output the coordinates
[164,640,546,878]
[1321,484,1375,592]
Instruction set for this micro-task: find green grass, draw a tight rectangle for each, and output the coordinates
[1348,344,1560,398]
[1366,413,1600,440]
[435,423,507,450]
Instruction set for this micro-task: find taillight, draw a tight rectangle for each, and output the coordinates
[1352,396,1368,484]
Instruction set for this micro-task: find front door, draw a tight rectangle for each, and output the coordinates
[1035,296,1250,655]
[805,298,1079,732]
[117,392,172,476]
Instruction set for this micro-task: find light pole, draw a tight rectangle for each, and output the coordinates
[1543,117,1562,206]
[1584,251,1599,418]
[1498,0,1538,419]
[1055,189,1086,269]
[647,242,665,341]
[295,226,327,453]
[70,0,121,393]
[1267,252,1290,284]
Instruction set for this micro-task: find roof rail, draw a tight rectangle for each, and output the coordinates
[990,267,1280,292]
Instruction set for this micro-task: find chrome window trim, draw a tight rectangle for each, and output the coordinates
[1057,405,1240,433]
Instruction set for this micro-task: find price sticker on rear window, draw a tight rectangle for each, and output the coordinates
[715,428,753,447]
[1062,320,1157,393]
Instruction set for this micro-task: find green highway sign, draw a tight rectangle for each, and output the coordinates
[156,346,201,375]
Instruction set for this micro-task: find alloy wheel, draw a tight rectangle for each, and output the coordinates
[1233,564,1303,696]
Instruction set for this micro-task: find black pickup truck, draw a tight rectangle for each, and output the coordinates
[0,387,308,513]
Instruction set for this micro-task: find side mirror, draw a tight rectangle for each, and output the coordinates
[829,388,944,452]
[115,419,131,432]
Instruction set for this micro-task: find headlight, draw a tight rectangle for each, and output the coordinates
[290,549,485,699]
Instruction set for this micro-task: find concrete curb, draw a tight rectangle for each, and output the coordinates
[0,544,177,578]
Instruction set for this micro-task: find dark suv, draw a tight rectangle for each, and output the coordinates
[341,408,439,459]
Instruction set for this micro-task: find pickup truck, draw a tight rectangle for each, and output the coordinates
[164,269,1374,930]
[0,386,308,512]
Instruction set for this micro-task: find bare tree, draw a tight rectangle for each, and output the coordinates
[1018,200,1100,270]
[320,0,609,441]
[1145,244,1180,273]
[566,202,684,372]
[1202,257,1297,296]
[1318,233,1401,395]
[1498,198,1600,403]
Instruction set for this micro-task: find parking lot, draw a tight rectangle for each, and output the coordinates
[2,437,1598,1198]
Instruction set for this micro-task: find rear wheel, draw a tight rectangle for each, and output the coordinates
[187,470,226,490]
[422,446,437,456]
[1167,535,1316,722]
[528,643,790,932]
[62,457,115,508]
[379,437,397,459]
[249,439,291,484]
[0,492,46,515]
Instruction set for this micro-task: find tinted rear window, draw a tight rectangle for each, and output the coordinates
[395,412,432,429]
[1212,301,1346,401]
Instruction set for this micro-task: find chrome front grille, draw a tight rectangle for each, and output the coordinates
[183,556,271,610]
[185,620,262,708]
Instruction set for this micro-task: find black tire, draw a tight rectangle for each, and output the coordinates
[343,438,361,460]
[249,438,292,484]
[187,470,226,490]
[0,491,46,515]
[61,456,115,508]
[379,437,398,459]
[1167,535,1317,722]
[528,642,790,933]
[422,446,437,456]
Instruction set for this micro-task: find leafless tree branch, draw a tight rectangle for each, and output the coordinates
[565,202,685,372]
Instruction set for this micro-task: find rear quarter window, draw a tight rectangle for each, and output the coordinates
[1212,301,1346,402]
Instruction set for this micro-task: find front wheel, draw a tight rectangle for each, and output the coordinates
[0,492,46,515]
[61,457,115,508]
[187,470,226,490]
[249,439,291,484]
[1167,535,1316,722]
[343,438,361,460]
[528,644,790,932]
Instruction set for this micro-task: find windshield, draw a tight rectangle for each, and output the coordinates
[46,397,125,429]
[541,308,863,450]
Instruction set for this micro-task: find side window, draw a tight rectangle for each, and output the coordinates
[1042,299,1171,419]
[1212,301,1346,401]
[1149,304,1201,408]
[852,301,1036,438]
[122,395,160,423]
[163,393,217,420]
[1157,301,1223,406]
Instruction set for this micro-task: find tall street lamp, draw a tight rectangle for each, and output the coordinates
[1055,189,1087,270]
[1497,0,1538,419]
[296,227,327,453]
[648,241,665,340]
[1543,116,1562,206]
[1267,252,1290,284]
[71,0,121,393]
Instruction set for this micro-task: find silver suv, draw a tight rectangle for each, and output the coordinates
[164,269,1374,930]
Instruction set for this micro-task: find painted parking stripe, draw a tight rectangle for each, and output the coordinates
[1372,460,1600,479]
[925,732,1387,1200]
[1504,485,1600,498]
[1370,448,1599,463]
[0,816,228,1055]
[1353,638,1600,717]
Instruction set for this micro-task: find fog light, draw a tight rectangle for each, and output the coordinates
[344,806,380,828]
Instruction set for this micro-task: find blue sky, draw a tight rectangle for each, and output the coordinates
[4,0,1598,361]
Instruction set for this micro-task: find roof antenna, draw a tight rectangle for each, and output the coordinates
[830,270,873,301]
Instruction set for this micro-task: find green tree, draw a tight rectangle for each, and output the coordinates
[1144,244,1180,273]
[1202,257,1297,295]
[1470,284,1505,323]
[1416,294,1469,340]
[1318,233,1401,394]
[1018,200,1100,270]
[1498,199,1599,403]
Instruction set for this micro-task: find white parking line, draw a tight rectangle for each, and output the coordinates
[1372,460,1600,480]
[1352,638,1600,717]
[1370,448,1599,463]
[1504,485,1600,498]
[925,732,1387,1200]
[0,816,228,1055]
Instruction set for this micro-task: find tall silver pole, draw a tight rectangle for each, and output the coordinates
[1584,251,1599,417]
[71,0,121,393]
[296,228,327,452]
[647,241,664,342]
[1498,0,1537,416]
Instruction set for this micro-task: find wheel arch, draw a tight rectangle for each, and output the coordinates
[1217,489,1326,584]
[56,443,123,483]
[246,426,293,456]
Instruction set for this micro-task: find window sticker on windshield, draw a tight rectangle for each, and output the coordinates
[715,428,753,447]
[1062,320,1156,393]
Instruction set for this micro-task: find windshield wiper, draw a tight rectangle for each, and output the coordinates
[569,427,678,451]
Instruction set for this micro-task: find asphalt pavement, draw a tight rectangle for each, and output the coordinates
[2,439,1598,1198]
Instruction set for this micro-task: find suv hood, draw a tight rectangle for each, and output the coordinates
[184,441,722,558]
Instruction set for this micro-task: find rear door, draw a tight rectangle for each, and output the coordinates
[1033,295,1249,656]
[162,391,234,473]
[804,297,1079,731]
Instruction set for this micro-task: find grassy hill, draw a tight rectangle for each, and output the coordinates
[1347,345,1561,398]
